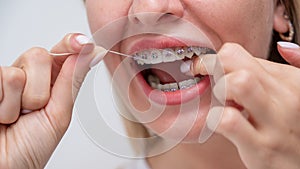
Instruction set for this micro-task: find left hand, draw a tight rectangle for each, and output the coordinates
[192,42,300,169]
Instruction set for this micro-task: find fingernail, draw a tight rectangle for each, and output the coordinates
[180,60,192,74]
[75,35,90,45]
[89,47,108,68]
[277,41,300,49]
[206,107,224,131]
[21,109,33,114]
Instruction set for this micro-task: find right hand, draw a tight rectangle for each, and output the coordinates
[0,33,96,169]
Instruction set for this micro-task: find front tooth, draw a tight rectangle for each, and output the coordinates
[156,83,179,92]
[150,49,163,64]
[169,83,179,92]
[175,47,186,60]
[139,51,152,64]
[137,60,145,65]
[157,84,170,92]
[162,84,171,92]
[162,48,177,62]
[185,47,194,58]
[178,80,188,89]
[178,79,197,89]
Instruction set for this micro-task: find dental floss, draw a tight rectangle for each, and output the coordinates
[49,45,142,68]
[49,47,133,58]
[89,46,108,68]
[89,46,143,68]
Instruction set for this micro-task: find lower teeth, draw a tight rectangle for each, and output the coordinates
[147,75,203,92]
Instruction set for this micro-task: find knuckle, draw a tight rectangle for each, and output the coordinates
[0,109,19,124]
[0,115,18,124]
[23,94,50,109]
[218,43,244,66]
[230,70,254,93]
[22,47,52,64]
[220,43,243,56]
[219,108,240,132]
[222,42,242,49]
[263,138,281,152]
[5,68,26,89]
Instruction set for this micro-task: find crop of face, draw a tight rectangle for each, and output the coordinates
[86,0,275,142]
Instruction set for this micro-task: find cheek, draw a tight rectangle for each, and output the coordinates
[86,1,132,33]
[185,0,274,57]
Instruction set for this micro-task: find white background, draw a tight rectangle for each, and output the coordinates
[0,1,135,168]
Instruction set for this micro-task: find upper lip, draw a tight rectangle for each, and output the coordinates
[126,36,215,55]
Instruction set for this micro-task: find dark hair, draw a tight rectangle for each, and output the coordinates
[269,0,300,63]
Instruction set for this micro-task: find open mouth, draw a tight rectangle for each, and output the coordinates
[132,46,216,92]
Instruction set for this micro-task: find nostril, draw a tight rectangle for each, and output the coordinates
[157,12,180,24]
[133,16,140,24]
[129,12,180,26]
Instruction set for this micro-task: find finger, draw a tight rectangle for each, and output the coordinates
[277,41,300,67]
[51,33,94,55]
[45,34,97,134]
[191,43,267,82]
[207,106,258,151]
[51,34,96,84]
[0,67,25,124]
[213,70,271,124]
[13,47,52,110]
[190,54,226,83]
[191,54,217,76]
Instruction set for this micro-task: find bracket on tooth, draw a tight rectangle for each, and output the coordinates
[134,47,216,65]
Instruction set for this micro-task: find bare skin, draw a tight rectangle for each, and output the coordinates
[0,0,300,169]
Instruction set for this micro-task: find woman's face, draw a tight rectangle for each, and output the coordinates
[86,0,279,141]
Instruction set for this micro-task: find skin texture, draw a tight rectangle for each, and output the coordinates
[85,0,300,168]
[0,0,299,169]
[0,34,96,169]
[86,0,276,141]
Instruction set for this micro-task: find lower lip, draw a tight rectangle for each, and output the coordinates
[136,72,210,105]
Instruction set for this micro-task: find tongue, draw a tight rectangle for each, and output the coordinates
[151,61,193,84]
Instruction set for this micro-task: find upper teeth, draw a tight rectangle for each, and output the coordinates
[133,46,215,65]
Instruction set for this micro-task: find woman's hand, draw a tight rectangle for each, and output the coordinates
[192,42,300,169]
[0,33,95,169]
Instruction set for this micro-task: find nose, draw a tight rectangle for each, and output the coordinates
[129,0,184,25]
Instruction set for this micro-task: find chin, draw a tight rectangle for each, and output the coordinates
[141,89,212,143]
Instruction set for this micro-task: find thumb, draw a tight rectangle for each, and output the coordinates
[46,34,106,133]
[277,41,300,67]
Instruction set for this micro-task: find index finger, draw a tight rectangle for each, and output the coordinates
[50,33,96,85]
[51,33,94,55]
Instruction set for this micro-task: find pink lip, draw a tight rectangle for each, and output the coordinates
[127,36,215,55]
[127,36,214,105]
